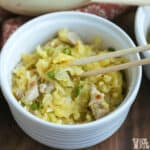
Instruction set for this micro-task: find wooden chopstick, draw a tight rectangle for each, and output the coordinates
[80,58,150,77]
[70,44,150,66]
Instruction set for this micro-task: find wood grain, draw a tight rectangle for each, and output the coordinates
[0,8,150,150]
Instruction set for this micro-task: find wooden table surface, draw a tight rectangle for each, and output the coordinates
[0,9,150,150]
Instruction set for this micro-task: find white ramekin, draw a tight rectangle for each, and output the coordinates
[135,6,150,80]
[0,12,142,149]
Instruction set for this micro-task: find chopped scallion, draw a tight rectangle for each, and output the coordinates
[47,71,55,79]
[63,48,71,55]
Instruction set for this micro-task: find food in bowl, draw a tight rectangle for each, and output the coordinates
[12,29,127,125]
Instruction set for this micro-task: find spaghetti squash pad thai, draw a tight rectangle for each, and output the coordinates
[12,29,127,124]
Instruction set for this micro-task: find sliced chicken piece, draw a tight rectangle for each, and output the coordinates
[47,83,54,92]
[58,29,80,45]
[15,89,24,100]
[39,82,54,94]
[67,31,80,45]
[89,85,109,119]
[25,81,39,103]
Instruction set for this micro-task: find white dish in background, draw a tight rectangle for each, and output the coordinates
[135,6,150,80]
[0,0,87,15]
[0,12,142,149]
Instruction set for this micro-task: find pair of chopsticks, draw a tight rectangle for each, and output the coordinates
[69,45,150,77]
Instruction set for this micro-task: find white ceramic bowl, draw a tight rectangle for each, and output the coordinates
[135,7,150,80]
[0,12,142,149]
